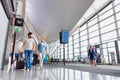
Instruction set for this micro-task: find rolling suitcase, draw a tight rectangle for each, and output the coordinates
[16,60,24,69]
[16,54,24,69]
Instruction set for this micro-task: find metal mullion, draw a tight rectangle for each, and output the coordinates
[97,12,104,58]
[72,35,74,60]
[67,44,69,60]
[86,23,90,46]
[112,1,120,40]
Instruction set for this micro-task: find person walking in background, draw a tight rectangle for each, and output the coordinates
[88,45,98,67]
[37,35,48,69]
[88,45,93,66]
[21,32,35,71]
[92,45,98,67]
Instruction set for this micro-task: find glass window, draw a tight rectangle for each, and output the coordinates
[89,30,99,38]
[81,46,87,52]
[114,0,120,6]
[108,47,117,63]
[119,29,120,37]
[69,49,73,54]
[99,9,113,21]
[58,49,60,53]
[107,42,115,47]
[80,30,87,37]
[69,46,73,53]
[103,48,108,56]
[81,40,88,47]
[61,55,63,59]
[101,23,116,34]
[117,20,120,28]
[65,55,68,59]
[102,44,107,48]
[101,31,117,41]
[116,12,120,21]
[61,48,63,59]
[81,35,87,41]
[61,44,63,48]
[89,37,100,44]
[80,24,87,31]
[102,48,109,63]
[54,52,58,58]
[100,16,114,28]
[69,45,73,50]
[69,55,73,59]
[74,34,79,39]
[88,18,98,27]
[58,54,60,59]
[88,24,99,33]
[74,38,79,43]
[65,45,68,54]
[69,41,72,46]
[115,4,120,13]
[74,48,79,53]
[74,43,79,49]
[99,4,112,15]
[58,50,60,58]
[69,36,72,42]
[81,52,87,58]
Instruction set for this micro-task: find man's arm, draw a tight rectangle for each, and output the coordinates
[33,42,36,51]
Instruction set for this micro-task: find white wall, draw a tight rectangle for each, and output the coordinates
[0,2,9,69]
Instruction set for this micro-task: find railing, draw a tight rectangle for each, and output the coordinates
[49,41,61,58]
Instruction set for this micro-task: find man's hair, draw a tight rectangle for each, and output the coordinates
[28,32,33,36]
[89,45,92,47]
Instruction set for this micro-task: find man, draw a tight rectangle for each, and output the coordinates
[37,35,48,69]
[88,45,93,66]
[21,32,35,70]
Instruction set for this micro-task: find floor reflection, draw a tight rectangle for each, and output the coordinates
[0,66,120,80]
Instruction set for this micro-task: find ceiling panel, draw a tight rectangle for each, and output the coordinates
[26,0,94,42]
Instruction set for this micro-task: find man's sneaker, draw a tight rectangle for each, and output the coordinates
[38,67,40,69]
[27,69,29,72]
[40,67,43,70]
[29,68,32,70]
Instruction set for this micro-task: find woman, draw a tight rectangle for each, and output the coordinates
[37,35,48,69]
[88,45,93,66]
[92,45,98,67]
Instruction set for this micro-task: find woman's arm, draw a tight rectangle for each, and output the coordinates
[21,42,25,52]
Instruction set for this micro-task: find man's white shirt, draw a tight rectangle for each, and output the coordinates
[24,38,35,50]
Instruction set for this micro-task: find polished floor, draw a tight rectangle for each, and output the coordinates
[1,65,120,80]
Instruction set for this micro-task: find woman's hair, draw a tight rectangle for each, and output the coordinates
[40,35,46,40]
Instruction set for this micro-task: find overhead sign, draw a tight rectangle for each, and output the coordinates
[14,18,24,27]
[60,30,69,44]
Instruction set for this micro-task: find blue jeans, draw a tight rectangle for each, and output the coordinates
[24,50,34,69]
